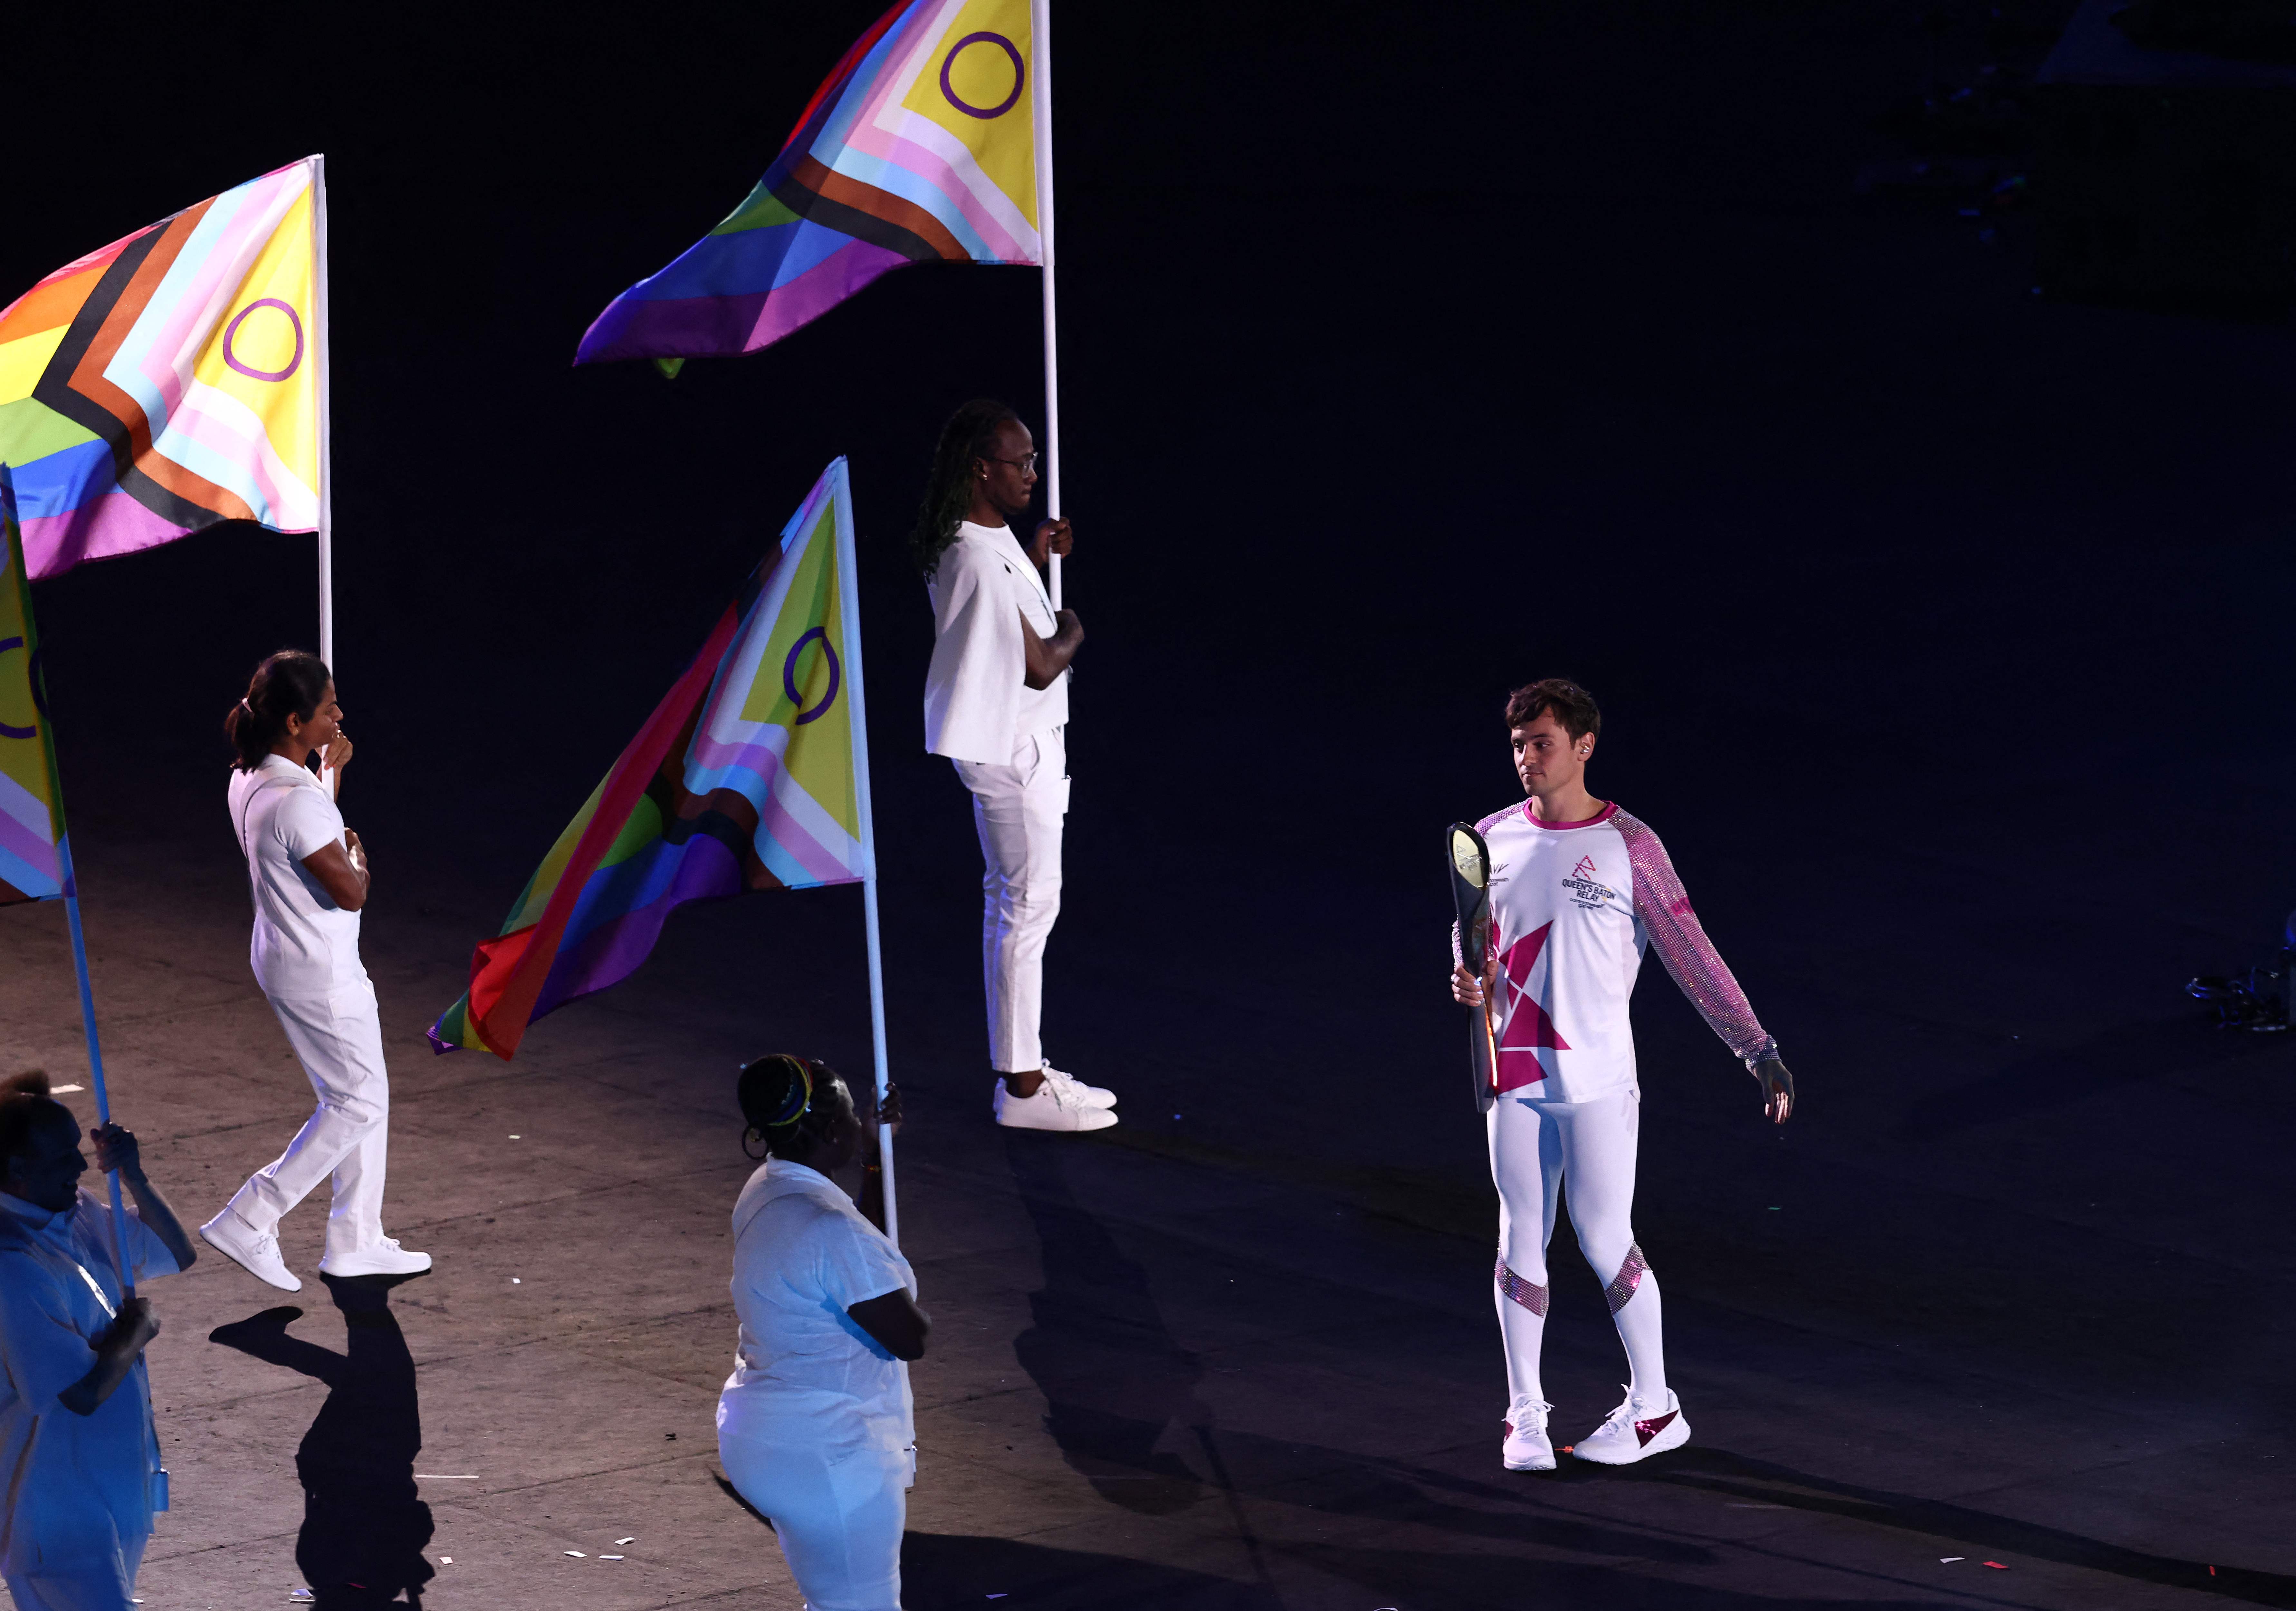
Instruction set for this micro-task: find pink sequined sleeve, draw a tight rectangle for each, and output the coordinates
[1614,809,1778,1064]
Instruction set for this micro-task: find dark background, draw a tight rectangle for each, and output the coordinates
[11,0,2296,1442]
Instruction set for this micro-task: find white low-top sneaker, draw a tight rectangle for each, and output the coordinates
[318,1239,432,1278]
[1570,1387,1689,1465]
[199,1211,301,1292]
[993,1075,1117,1132]
[1502,1396,1556,1471]
[1041,1063,1117,1109]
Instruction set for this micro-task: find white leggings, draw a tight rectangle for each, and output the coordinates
[1488,1087,1667,1408]
[719,1434,907,1610]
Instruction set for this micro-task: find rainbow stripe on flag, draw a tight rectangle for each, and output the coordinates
[0,158,320,579]
[577,0,1039,365]
[0,467,66,905]
[431,459,875,1059]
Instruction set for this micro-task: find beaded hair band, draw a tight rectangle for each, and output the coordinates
[763,1057,814,1129]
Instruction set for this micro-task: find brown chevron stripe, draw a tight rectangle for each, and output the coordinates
[58,203,255,525]
[648,759,786,892]
[31,226,217,533]
[788,153,968,262]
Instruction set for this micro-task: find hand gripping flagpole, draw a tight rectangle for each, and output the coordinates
[831,459,900,1249]
[1031,0,1062,611]
[0,465,134,1298]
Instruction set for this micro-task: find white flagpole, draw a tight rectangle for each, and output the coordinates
[832,458,900,1248]
[313,154,339,799]
[1030,0,1061,611]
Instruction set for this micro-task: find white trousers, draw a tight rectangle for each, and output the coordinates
[3,1531,146,1611]
[952,727,1068,1074]
[225,978,392,1261]
[719,1434,907,1611]
[1488,1088,1668,1407]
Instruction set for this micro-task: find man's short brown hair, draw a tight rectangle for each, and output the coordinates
[1504,678,1601,743]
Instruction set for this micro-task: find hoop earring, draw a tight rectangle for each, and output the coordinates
[741,1126,770,1162]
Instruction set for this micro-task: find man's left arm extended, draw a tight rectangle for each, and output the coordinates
[1620,825,1795,1124]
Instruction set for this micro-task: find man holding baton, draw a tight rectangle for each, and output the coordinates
[1450,679,1793,1471]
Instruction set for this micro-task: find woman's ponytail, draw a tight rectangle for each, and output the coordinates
[225,651,331,771]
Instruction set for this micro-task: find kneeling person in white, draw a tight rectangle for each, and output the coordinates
[718,1056,927,1611]
[199,652,427,1291]
[914,399,1115,1132]
[1450,679,1795,1470]
[0,1073,196,1611]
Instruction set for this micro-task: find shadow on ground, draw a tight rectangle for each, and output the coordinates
[1005,1128,1219,1516]
[209,1273,435,1608]
[993,1127,2296,1608]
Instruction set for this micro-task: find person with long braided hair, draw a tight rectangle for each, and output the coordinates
[914,399,1117,1132]
[196,651,427,1292]
[718,1056,923,1611]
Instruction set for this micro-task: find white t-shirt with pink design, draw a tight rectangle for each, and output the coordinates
[1467,801,1776,1103]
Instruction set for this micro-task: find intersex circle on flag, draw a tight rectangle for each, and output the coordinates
[0,636,43,739]
[782,628,842,725]
[940,32,1025,119]
[222,298,305,382]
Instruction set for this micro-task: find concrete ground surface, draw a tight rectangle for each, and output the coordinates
[6,810,2294,1611]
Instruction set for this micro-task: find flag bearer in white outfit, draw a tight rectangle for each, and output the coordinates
[914,399,1118,1132]
[0,1071,196,1611]
[198,651,429,1291]
[719,1055,927,1611]
[1449,679,1795,1471]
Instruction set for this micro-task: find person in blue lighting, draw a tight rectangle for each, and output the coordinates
[0,1071,195,1611]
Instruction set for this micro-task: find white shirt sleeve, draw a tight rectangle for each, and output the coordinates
[271,782,342,864]
[923,540,1026,765]
[122,1209,180,1286]
[803,1208,914,1312]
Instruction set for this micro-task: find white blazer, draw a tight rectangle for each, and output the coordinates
[923,521,1068,763]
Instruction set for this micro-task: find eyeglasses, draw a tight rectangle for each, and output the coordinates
[981,453,1039,474]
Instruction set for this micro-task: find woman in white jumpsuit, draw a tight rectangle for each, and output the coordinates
[197,651,427,1292]
[718,1056,927,1611]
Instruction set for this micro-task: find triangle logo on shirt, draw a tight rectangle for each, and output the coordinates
[1497,923,1572,1054]
[1571,855,1597,881]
